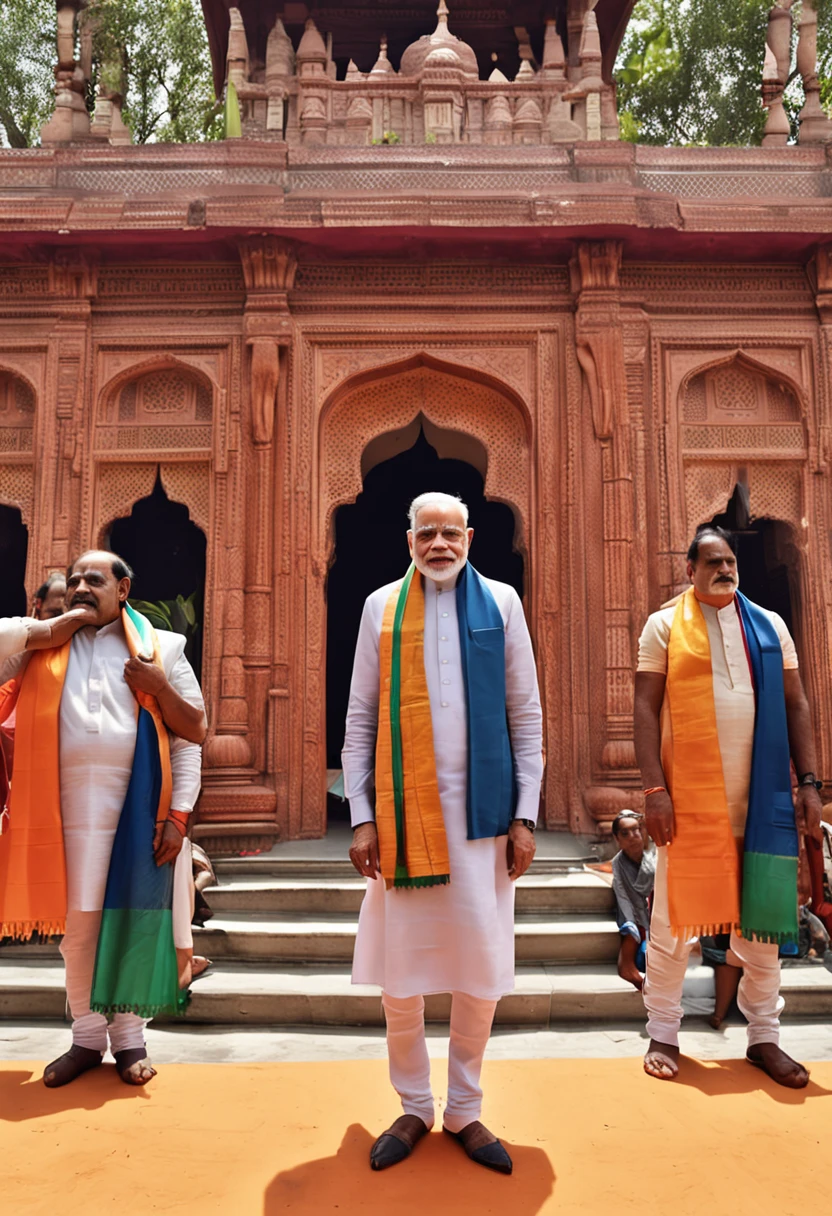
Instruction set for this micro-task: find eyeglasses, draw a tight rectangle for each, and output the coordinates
[414,527,466,543]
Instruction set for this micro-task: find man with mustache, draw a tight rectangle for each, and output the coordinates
[342,492,543,1175]
[634,525,822,1087]
[0,551,206,1087]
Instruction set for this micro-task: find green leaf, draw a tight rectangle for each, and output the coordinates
[128,599,171,631]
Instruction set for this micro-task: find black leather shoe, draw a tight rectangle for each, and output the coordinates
[370,1115,430,1171]
[443,1124,513,1175]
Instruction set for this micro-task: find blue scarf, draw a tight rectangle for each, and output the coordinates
[456,563,517,839]
[736,592,799,942]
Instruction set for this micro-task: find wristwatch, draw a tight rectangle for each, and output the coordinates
[797,772,823,792]
[513,818,536,833]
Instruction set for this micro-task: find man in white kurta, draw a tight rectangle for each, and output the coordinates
[342,492,543,1174]
[0,551,204,1086]
[634,525,822,1088]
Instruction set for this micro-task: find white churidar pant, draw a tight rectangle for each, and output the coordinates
[382,991,498,1131]
[644,846,783,1048]
[60,910,146,1052]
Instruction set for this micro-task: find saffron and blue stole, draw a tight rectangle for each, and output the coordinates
[0,604,188,1016]
[375,562,516,890]
[665,588,798,943]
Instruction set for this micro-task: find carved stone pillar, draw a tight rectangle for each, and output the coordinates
[796,0,832,144]
[572,241,639,834]
[241,235,297,832]
[761,3,794,146]
[808,243,832,782]
[43,253,97,577]
[196,240,296,852]
[40,1,91,145]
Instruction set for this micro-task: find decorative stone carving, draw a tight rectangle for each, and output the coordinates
[266,17,294,84]
[40,1,91,145]
[226,0,620,145]
[226,7,249,89]
[796,0,832,144]
[400,2,478,79]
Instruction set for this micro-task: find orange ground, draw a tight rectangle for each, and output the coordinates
[1,1056,830,1215]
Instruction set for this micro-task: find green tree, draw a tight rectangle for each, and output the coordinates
[616,0,832,146]
[93,0,221,144]
[0,0,220,148]
[0,1,58,148]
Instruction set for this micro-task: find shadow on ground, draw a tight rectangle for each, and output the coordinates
[0,1064,150,1121]
[671,1056,832,1103]
[264,1123,556,1214]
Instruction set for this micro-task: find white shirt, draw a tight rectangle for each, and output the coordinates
[0,615,203,910]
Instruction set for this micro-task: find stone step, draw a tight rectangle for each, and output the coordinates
[2,959,831,1027]
[203,872,615,916]
[211,855,598,879]
[0,911,622,966]
[192,912,621,965]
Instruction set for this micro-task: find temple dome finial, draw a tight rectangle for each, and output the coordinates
[400,0,478,78]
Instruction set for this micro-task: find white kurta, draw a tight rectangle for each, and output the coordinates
[637,597,798,838]
[0,616,203,912]
[342,571,543,1001]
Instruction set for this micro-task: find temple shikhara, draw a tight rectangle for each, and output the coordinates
[0,1,831,852]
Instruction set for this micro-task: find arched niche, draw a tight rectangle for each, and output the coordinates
[318,355,531,567]
[94,358,216,463]
[0,368,36,454]
[679,350,807,428]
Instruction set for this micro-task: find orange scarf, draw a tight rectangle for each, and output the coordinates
[375,573,450,889]
[0,643,71,938]
[664,589,741,937]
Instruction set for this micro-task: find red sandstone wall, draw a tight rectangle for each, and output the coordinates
[0,248,829,846]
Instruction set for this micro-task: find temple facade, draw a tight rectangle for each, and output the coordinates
[0,1,830,852]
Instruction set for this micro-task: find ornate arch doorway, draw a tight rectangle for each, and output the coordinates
[312,356,533,835]
[106,472,207,680]
[326,427,523,793]
[0,503,28,617]
[706,483,800,643]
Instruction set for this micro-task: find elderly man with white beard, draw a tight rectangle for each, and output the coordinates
[342,491,543,1175]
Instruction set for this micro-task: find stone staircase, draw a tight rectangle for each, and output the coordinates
[2,852,832,1027]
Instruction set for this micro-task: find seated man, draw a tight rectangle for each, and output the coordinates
[611,810,655,991]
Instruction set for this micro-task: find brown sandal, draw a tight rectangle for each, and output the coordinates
[114,1047,157,1086]
[43,1044,103,1088]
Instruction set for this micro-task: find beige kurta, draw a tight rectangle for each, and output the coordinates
[637,596,798,837]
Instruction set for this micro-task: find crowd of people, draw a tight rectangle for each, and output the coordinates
[0,496,825,1177]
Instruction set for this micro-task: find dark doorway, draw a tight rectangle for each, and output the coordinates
[0,504,28,618]
[707,483,795,634]
[326,428,524,810]
[108,472,207,679]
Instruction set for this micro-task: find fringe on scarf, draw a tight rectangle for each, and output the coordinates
[739,927,798,946]
[90,992,191,1019]
[670,920,737,940]
[389,874,451,891]
[1,918,65,941]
